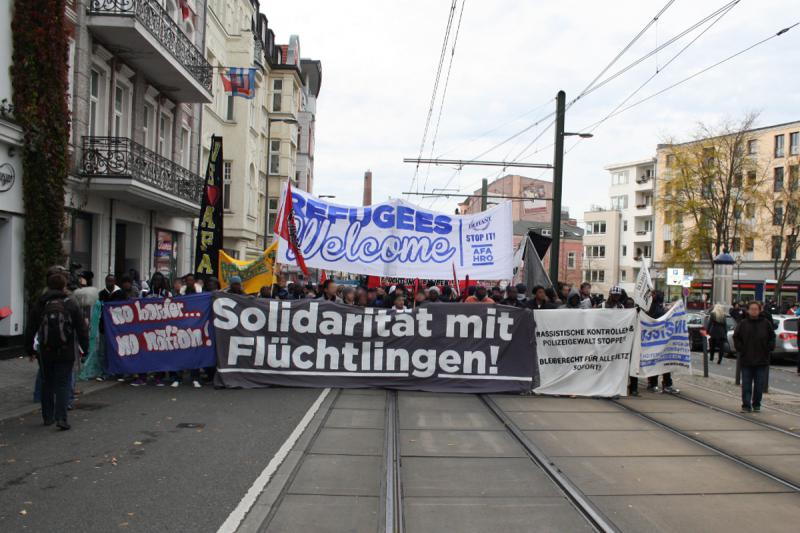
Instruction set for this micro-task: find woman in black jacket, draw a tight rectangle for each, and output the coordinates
[732,301,776,413]
[705,304,729,364]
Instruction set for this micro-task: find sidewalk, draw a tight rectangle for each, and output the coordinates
[0,356,117,422]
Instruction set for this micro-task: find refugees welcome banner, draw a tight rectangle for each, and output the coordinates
[104,293,216,374]
[277,188,514,280]
[633,301,691,378]
[213,295,536,393]
[533,309,637,397]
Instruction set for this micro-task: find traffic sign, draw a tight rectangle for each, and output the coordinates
[667,268,684,286]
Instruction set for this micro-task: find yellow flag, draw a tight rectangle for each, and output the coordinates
[218,241,278,294]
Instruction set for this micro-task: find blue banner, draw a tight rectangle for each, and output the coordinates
[634,301,691,378]
[104,293,216,374]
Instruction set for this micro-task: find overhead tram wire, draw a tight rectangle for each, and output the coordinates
[569,20,800,149]
[408,0,457,198]
[422,0,467,195]
[562,0,742,157]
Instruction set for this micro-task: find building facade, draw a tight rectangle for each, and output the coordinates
[0,0,25,343]
[582,208,621,295]
[459,174,555,221]
[654,120,800,308]
[67,0,212,286]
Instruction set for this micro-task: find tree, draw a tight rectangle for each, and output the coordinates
[659,114,768,272]
[761,157,800,305]
[11,0,70,301]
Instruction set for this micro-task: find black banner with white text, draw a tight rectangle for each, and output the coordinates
[212,295,536,393]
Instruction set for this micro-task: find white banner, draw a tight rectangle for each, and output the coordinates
[632,301,691,378]
[533,309,637,397]
[633,261,653,310]
[277,189,514,280]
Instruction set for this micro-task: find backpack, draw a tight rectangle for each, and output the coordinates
[37,297,74,357]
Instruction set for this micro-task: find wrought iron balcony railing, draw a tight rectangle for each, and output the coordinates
[81,136,203,205]
[88,0,212,92]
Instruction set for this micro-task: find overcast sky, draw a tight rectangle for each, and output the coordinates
[262,0,799,222]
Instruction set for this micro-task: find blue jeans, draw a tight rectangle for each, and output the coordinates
[34,367,75,407]
[741,365,768,409]
[39,358,74,423]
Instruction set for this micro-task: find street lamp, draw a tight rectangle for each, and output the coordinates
[564,132,594,139]
[264,117,299,244]
[318,194,336,199]
[735,255,743,301]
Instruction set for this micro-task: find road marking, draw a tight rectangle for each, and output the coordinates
[217,388,331,533]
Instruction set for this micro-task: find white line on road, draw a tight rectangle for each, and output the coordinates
[217,388,331,533]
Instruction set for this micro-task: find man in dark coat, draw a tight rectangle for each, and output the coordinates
[733,301,776,412]
[26,273,89,430]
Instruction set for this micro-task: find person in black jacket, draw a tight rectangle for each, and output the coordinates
[705,304,729,364]
[733,301,776,412]
[26,273,89,430]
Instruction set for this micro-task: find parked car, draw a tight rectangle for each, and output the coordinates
[727,315,799,362]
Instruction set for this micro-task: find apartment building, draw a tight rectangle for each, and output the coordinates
[581,159,655,295]
[459,174,554,222]
[68,0,212,284]
[655,120,800,307]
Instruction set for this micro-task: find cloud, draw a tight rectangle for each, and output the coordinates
[262,0,799,219]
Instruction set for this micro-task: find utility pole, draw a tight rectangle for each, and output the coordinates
[549,90,566,283]
[480,178,488,211]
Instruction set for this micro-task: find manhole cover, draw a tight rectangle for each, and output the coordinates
[176,423,205,429]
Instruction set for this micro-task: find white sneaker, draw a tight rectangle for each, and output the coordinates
[170,381,180,388]
[192,380,202,389]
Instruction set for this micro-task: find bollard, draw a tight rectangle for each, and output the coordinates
[702,334,709,378]
[734,353,741,385]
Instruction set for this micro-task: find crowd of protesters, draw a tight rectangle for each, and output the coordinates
[27,264,783,428]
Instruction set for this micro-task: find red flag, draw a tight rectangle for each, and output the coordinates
[462,275,470,302]
[179,0,191,20]
[451,262,461,298]
[274,182,309,276]
[320,270,327,284]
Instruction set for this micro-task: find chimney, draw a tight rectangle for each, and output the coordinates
[363,170,372,206]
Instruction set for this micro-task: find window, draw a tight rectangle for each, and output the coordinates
[790,165,799,191]
[567,252,576,269]
[223,161,232,210]
[701,179,713,199]
[675,210,684,224]
[89,69,103,136]
[745,203,755,218]
[772,236,783,259]
[585,245,605,258]
[775,167,785,192]
[747,139,758,155]
[642,245,652,258]
[611,171,629,185]
[666,154,676,167]
[791,132,799,156]
[158,112,173,157]
[267,197,278,235]
[774,201,784,225]
[775,134,785,157]
[226,95,234,121]
[733,205,742,220]
[610,195,628,209]
[180,127,191,168]
[664,240,672,254]
[623,220,628,231]
[664,210,672,224]
[731,238,741,252]
[745,238,754,253]
[113,84,126,137]
[643,219,653,232]
[272,78,283,112]
[746,170,756,185]
[269,139,280,174]
[622,245,627,257]
[734,173,743,188]
[788,235,798,260]
[620,269,627,281]
[585,270,605,283]
[143,103,155,150]
[587,221,606,235]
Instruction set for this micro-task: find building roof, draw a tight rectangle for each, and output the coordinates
[657,119,800,149]
[603,158,656,171]
[301,59,322,96]
[513,220,583,239]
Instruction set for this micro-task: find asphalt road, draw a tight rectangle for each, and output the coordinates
[0,384,319,532]
[690,351,800,394]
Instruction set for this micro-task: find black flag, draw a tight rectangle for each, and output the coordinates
[194,136,224,279]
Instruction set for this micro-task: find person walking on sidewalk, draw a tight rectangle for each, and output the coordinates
[705,304,729,364]
[26,273,88,430]
[733,301,776,413]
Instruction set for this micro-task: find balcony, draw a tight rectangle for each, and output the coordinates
[87,0,212,102]
[634,230,652,242]
[81,136,203,214]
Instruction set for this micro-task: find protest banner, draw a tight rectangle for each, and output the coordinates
[276,188,514,280]
[632,301,691,378]
[533,309,637,397]
[219,241,278,294]
[633,260,653,310]
[194,136,224,279]
[212,294,536,393]
[103,293,216,374]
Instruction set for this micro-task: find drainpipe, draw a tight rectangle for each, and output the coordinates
[107,199,114,274]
